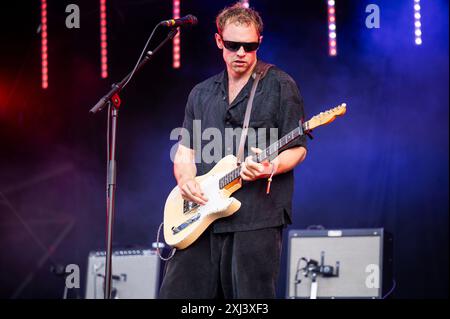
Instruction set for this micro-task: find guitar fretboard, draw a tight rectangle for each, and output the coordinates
[219,124,306,189]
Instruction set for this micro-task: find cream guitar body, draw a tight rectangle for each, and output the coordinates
[163,155,242,249]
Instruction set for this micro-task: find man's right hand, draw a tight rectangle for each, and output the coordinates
[178,178,208,205]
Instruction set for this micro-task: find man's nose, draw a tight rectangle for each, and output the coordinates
[236,46,246,57]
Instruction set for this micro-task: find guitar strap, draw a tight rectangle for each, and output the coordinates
[236,61,274,165]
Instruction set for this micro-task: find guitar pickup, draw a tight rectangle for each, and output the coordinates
[183,200,200,214]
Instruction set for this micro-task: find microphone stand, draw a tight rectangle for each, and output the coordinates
[90,26,179,299]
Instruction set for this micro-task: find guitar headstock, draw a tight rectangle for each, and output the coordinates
[305,103,346,130]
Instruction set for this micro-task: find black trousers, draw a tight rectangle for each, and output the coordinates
[158,226,283,299]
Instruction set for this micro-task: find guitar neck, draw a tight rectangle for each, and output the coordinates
[218,103,346,189]
[254,124,307,163]
[219,123,306,189]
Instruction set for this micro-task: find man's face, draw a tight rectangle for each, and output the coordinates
[215,22,262,76]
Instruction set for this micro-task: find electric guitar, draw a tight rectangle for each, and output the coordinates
[164,103,347,249]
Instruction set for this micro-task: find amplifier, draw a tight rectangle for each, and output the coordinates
[286,228,393,299]
[85,248,161,299]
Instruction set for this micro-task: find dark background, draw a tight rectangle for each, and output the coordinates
[0,0,447,298]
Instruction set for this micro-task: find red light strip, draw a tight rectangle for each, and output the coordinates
[41,0,48,89]
[173,0,180,69]
[100,0,108,78]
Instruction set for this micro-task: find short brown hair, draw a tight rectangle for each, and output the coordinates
[216,2,263,36]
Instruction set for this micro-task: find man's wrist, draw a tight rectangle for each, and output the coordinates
[269,160,279,175]
[261,161,277,178]
[178,176,195,187]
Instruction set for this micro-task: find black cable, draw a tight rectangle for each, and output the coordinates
[294,257,308,298]
[122,23,161,90]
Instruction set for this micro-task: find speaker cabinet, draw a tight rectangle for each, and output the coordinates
[286,228,393,299]
[85,249,161,299]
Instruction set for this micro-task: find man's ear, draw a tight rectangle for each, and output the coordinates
[215,33,223,49]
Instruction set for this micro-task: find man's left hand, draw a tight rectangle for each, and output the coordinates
[240,147,274,181]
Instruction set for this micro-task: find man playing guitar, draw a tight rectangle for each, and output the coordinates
[159,2,307,298]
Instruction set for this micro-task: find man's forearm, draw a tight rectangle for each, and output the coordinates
[174,163,196,186]
[174,149,197,186]
[272,146,307,175]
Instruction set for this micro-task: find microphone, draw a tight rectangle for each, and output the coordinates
[159,14,198,27]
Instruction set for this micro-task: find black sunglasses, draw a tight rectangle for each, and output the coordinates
[220,36,260,52]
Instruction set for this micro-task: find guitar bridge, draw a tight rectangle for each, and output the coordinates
[172,213,201,234]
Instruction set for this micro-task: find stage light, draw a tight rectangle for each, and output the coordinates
[100,0,108,78]
[41,0,48,89]
[327,0,337,56]
[173,0,180,69]
[241,0,250,8]
[414,0,422,45]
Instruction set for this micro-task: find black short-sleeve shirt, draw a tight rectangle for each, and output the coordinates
[179,60,307,233]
